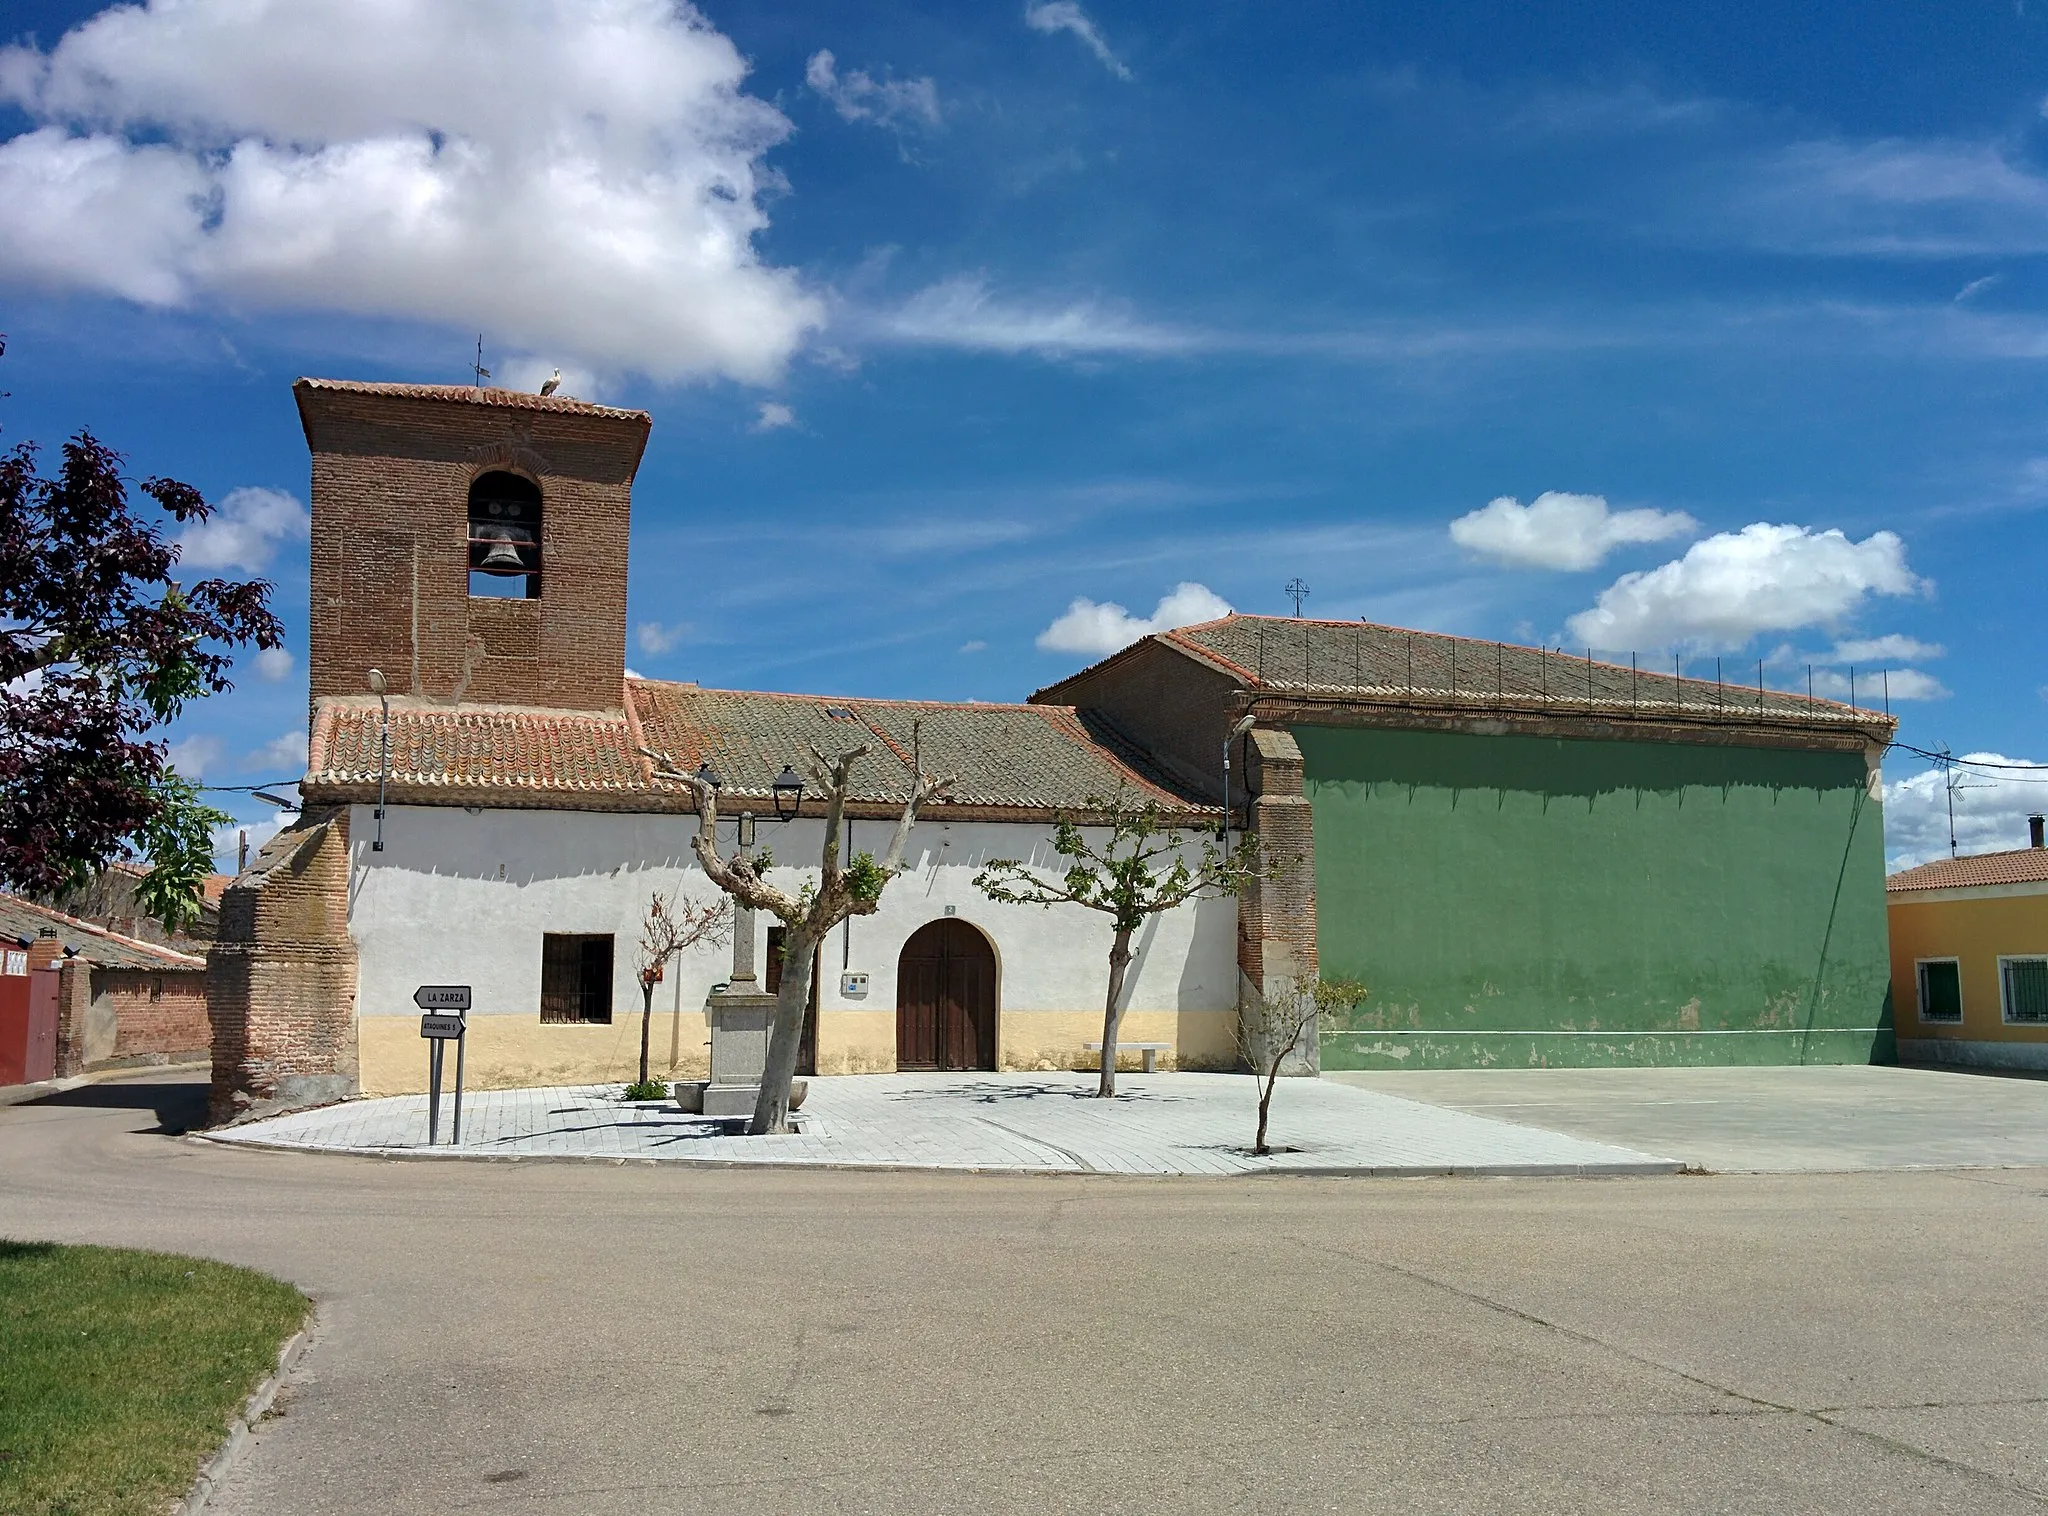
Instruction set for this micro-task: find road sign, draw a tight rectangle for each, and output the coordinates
[413,985,471,1011]
[419,1013,467,1040]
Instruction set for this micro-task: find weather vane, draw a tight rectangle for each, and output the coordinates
[471,334,491,388]
[1284,577,1310,617]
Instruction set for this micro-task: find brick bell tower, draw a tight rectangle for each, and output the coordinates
[294,379,652,713]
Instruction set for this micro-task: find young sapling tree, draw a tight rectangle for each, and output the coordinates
[975,790,1259,1097]
[630,889,731,1095]
[1239,975,1369,1156]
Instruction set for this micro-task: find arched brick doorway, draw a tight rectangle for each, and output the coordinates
[896,919,997,1071]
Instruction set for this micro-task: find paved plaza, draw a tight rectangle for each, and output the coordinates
[203,1070,1684,1176]
[1328,1063,2048,1172]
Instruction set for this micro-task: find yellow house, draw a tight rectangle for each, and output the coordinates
[1887,819,2048,1071]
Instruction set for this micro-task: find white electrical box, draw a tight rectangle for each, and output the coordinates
[840,972,870,999]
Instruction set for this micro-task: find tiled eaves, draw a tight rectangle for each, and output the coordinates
[1887,848,2048,893]
[293,376,650,423]
[302,685,1217,824]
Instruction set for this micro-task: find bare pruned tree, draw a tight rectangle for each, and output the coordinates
[975,789,1259,1097]
[647,738,951,1135]
[1239,975,1369,1156]
[632,889,731,1090]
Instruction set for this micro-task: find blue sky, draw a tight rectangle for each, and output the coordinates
[3,0,2046,867]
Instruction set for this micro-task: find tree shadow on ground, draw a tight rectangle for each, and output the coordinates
[25,1077,206,1136]
[890,1079,1191,1106]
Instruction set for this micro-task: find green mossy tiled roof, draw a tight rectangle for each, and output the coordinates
[1156,614,1886,729]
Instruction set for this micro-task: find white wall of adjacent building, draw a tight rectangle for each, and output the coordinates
[346,803,1241,1092]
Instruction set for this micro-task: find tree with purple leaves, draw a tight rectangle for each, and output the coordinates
[0,339,283,932]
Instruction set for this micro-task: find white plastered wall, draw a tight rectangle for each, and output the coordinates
[347,804,1239,1092]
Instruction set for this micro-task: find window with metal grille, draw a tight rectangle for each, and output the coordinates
[1915,959,1961,1022]
[540,934,613,1024]
[2001,956,2048,1025]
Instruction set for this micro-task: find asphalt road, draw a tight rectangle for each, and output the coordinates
[3,1074,2046,1514]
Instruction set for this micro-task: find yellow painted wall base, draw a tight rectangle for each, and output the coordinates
[359,1006,1241,1094]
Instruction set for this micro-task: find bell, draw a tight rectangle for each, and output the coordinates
[477,540,527,572]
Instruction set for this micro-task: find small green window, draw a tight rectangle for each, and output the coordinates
[1916,960,1962,1023]
[2003,957,2048,1025]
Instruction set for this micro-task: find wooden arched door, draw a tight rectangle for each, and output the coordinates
[896,919,997,1071]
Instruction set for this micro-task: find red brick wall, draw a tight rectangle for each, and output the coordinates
[1033,641,1241,799]
[297,385,649,717]
[209,810,360,1122]
[93,970,210,1064]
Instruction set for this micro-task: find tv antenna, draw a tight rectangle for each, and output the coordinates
[470,334,491,388]
[1284,578,1310,617]
[1933,743,1991,858]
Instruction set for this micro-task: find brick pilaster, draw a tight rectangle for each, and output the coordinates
[1237,727,1320,1072]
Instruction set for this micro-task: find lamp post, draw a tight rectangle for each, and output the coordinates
[1221,713,1257,853]
[772,764,804,822]
[367,668,390,852]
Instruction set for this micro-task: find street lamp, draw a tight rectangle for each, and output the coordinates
[367,668,390,853]
[1221,712,1256,850]
[773,764,805,822]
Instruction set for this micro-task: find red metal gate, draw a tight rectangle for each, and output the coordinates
[0,966,58,1086]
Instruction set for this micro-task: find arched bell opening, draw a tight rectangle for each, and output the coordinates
[468,470,543,599]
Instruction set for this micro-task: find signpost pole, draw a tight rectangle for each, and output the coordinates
[415,986,473,1147]
[452,1026,466,1144]
[427,1038,443,1145]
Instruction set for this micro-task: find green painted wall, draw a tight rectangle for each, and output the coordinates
[1298,725,1894,1069]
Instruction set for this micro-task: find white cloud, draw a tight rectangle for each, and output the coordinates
[636,621,688,655]
[211,809,295,871]
[1884,753,2048,870]
[804,50,940,130]
[1810,667,1950,701]
[624,666,646,681]
[176,486,309,574]
[1037,582,1231,657]
[958,639,987,654]
[867,276,1195,355]
[496,356,599,402]
[1564,523,1925,652]
[1449,491,1697,571]
[1824,634,1944,664]
[751,401,797,432]
[1730,138,2048,258]
[165,734,224,779]
[251,646,295,682]
[0,0,822,384]
[1024,2,1132,80]
[246,729,308,774]
[1955,273,2001,302]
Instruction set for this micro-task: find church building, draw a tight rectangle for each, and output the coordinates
[207,378,1897,1120]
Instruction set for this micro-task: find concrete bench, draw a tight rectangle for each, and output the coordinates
[1085,1041,1171,1074]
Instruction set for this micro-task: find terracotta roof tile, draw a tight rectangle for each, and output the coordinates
[305,682,1213,818]
[1887,848,2048,893]
[308,702,644,794]
[0,894,206,971]
[293,377,649,422]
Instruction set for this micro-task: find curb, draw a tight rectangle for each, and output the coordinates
[190,1132,1685,1180]
[0,1060,209,1109]
[177,1307,317,1515]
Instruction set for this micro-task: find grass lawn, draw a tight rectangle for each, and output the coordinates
[0,1240,309,1516]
